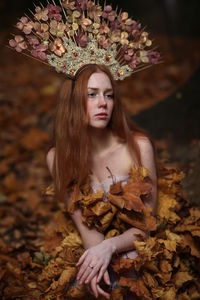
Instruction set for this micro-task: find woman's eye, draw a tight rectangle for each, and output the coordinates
[105,94,114,99]
[88,93,96,97]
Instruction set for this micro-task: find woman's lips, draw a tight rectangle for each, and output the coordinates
[95,113,108,119]
[95,113,108,116]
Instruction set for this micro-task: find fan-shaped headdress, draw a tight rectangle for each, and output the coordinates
[9,0,160,80]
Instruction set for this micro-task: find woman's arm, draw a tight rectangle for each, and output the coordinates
[46,148,111,299]
[46,147,105,248]
[104,136,157,254]
[136,135,157,215]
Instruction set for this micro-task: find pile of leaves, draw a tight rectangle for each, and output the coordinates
[112,166,200,299]
[1,163,199,299]
[69,166,156,235]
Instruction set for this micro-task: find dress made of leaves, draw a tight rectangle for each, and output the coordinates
[35,166,200,300]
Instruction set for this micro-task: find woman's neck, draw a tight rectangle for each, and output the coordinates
[88,127,118,157]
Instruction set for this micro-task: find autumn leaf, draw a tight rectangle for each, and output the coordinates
[110,181,123,195]
[91,201,112,216]
[83,189,104,206]
[107,193,125,209]
[123,192,144,212]
[157,190,181,224]
[112,258,135,273]
[119,277,152,299]
[173,271,194,288]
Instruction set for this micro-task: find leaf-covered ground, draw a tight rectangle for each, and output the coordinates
[0,32,200,299]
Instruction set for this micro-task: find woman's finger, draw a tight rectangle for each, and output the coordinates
[97,284,110,299]
[79,263,99,284]
[76,260,90,280]
[84,264,100,284]
[76,250,88,266]
[97,265,107,283]
[103,270,111,286]
[90,275,98,298]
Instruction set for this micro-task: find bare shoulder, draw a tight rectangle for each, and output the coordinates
[134,134,156,179]
[134,134,154,151]
[46,147,55,176]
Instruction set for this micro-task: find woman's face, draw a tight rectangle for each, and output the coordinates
[87,72,114,129]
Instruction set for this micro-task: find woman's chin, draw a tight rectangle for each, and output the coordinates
[88,123,109,130]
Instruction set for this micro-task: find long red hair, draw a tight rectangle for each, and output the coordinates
[52,64,151,201]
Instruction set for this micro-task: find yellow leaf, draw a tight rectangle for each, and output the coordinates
[173,271,193,288]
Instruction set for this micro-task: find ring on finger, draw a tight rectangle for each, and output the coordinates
[89,264,94,269]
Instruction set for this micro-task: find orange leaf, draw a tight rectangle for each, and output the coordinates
[123,192,144,212]
[108,193,124,209]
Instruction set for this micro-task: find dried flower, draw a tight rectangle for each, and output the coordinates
[123,47,134,62]
[102,5,116,22]
[47,4,62,21]
[50,38,66,56]
[99,22,110,35]
[80,17,92,31]
[76,31,89,47]
[34,6,49,21]
[120,31,129,45]
[87,2,102,22]
[31,44,48,60]
[62,0,76,11]
[139,50,149,63]
[110,30,121,43]
[110,19,121,31]
[131,21,141,37]
[16,17,33,35]
[50,20,66,37]
[27,35,40,47]
[9,35,27,52]
[148,51,160,64]
[92,22,100,35]
[34,22,49,40]
[75,0,88,12]
[98,35,111,50]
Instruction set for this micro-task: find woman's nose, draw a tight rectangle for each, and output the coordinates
[98,94,107,107]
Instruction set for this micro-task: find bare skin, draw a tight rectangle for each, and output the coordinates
[46,72,157,299]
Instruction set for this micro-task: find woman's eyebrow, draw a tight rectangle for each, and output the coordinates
[87,87,113,92]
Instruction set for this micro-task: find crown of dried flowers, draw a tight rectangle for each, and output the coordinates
[9,0,160,80]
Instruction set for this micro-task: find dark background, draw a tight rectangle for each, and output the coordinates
[0,0,200,37]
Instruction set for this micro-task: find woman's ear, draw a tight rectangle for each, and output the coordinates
[46,147,55,177]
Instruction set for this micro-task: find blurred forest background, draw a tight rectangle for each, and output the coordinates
[0,0,200,298]
[0,0,199,203]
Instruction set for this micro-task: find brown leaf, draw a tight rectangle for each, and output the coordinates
[143,271,158,288]
[119,277,152,299]
[83,189,104,206]
[180,233,200,258]
[160,287,176,300]
[108,193,125,209]
[57,267,77,286]
[159,260,172,273]
[123,192,144,212]
[173,271,193,288]
[111,287,124,300]
[112,258,135,273]
[91,201,112,216]
[157,191,180,224]
[110,181,123,195]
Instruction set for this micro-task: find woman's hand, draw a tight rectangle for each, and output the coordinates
[87,272,111,299]
[76,239,115,284]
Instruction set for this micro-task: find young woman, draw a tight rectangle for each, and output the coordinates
[46,63,157,299]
